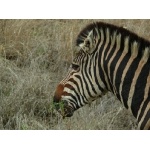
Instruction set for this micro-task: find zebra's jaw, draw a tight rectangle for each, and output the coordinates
[62,104,74,118]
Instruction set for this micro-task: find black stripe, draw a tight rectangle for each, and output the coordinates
[121,56,140,109]
[109,36,125,93]
[97,33,111,90]
[138,91,150,122]
[64,84,80,104]
[67,98,80,110]
[94,36,102,54]
[89,53,100,93]
[115,53,130,102]
[66,93,79,108]
[140,109,150,130]
[131,62,149,117]
[88,55,93,78]
[74,74,88,104]
[98,47,108,90]
[82,56,97,96]
[93,52,105,92]
[67,78,86,104]
[104,40,117,92]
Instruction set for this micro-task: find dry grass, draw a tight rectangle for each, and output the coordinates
[0,19,150,130]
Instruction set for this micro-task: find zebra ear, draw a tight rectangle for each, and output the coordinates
[78,29,95,54]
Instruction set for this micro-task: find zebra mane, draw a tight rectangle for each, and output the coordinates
[76,22,150,61]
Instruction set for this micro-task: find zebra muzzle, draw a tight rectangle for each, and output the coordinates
[53,100,74,118]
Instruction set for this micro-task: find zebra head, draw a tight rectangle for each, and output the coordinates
[53,23,107,118]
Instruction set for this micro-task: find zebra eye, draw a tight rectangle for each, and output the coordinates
[85,40,90,47]
[72,63,80,70]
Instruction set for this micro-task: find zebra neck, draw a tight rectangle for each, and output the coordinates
[98,34,150,119]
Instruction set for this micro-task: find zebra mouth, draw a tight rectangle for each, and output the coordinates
[53,101,74,118]
[62,107,74,118]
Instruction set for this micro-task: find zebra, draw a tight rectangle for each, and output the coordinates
[53,22,150,130]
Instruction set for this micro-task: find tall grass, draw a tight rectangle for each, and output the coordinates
[0,19,149,129]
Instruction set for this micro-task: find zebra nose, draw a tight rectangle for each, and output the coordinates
[53,84,64,110]
[53,84,64,103]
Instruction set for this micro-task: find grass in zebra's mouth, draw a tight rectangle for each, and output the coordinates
[53,100,74,119]
[0,19,148,129]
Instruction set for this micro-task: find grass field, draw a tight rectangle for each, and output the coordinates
[0,19,149,130]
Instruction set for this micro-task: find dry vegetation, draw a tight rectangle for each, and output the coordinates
[0,19,150,130]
